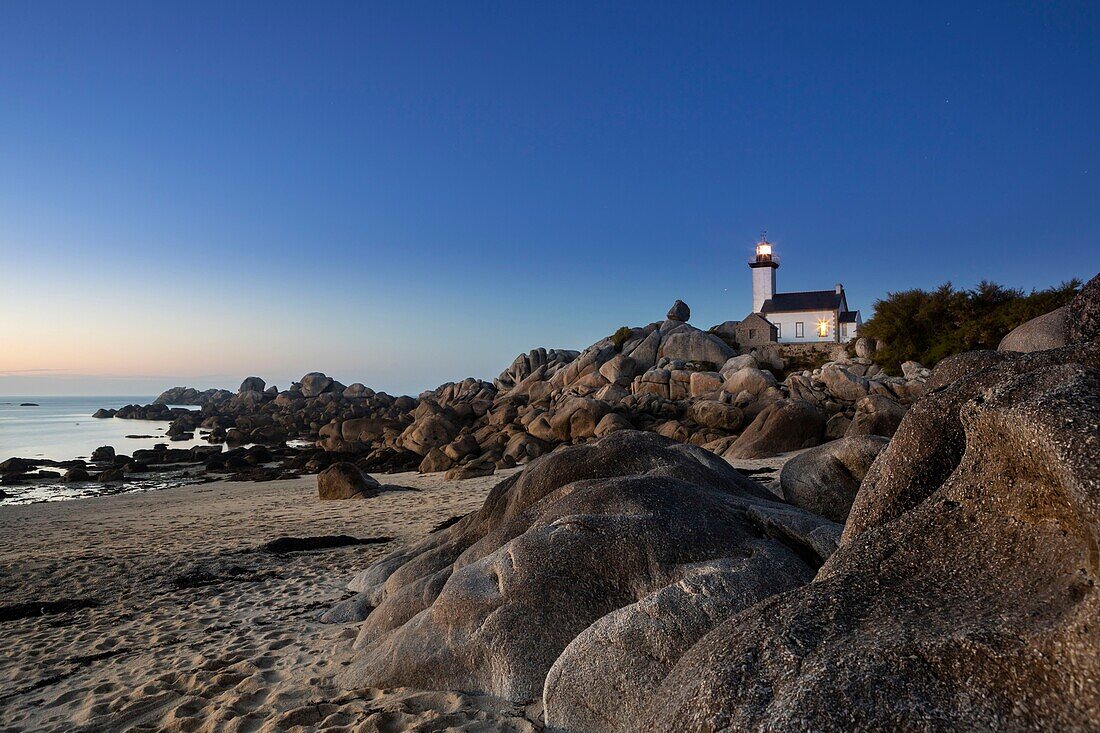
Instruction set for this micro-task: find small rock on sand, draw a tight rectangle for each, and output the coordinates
[317,461,381,499]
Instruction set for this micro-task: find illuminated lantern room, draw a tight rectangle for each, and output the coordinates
[748,232,779,312]
[754,235,775,262]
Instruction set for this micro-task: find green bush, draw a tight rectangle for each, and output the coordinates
[611,326,633,351]
[860,279,1080,374]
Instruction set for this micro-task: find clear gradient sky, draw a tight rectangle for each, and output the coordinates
[1,1,1098,396]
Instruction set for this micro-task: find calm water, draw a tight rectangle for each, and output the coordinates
[0,396,215,462]
[0,396,215,506]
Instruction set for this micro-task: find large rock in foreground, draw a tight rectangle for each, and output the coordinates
[333,431,839,730]
[846,342,1096,540]
[1067,272,1100,344]
[648,344,1100,731]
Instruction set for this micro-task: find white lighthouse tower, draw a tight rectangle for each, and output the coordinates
[748,233,779,312]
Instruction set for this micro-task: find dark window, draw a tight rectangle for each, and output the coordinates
[795,322,804,338]
[749,328,756,339]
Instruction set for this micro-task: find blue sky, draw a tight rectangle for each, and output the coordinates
[1,1,1097,396]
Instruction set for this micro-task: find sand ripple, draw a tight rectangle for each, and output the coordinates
[0,470,532,732]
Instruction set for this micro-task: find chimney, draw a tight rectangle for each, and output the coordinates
[835,283,843,294]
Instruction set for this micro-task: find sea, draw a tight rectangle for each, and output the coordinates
[0,396,216,506]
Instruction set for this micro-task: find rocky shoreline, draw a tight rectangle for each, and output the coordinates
[0,442,309,505]
[42,299,934,499]
[9,278,1076,503]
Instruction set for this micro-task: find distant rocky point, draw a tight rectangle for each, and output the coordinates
[152,386,234,405]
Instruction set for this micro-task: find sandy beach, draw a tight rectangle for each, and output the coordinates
[0,468,543,732]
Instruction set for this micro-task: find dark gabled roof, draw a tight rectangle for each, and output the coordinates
[738,312,776,328]
[839,310,860,323]
[760,290,843,314]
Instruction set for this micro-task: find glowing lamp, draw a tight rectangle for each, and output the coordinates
[756,241,772,257]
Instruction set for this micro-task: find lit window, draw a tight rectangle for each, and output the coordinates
[795,322,804,338]
[818,320,829,337]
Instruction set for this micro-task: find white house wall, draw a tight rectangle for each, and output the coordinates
[839,317,861,341]
[769,310,840,343]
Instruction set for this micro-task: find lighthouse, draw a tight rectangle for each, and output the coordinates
[739,233,863,344]
[748,234,779,312]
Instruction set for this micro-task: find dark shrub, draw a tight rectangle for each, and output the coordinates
[861,280,1080,373]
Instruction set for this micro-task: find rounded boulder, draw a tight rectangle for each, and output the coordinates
[689,400,744,432]
[318,462,381,500]
[779,435,889,522]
